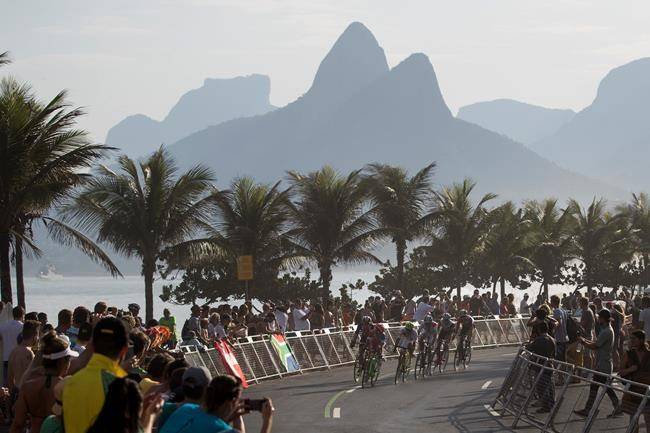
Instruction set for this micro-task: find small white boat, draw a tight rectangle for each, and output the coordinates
[37,264,64,281]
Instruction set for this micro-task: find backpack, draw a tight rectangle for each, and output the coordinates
[566,316,583,343]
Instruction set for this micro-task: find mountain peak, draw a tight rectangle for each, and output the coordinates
[593,57,650,108]
[306,22,389,106]
[388,53,451,119]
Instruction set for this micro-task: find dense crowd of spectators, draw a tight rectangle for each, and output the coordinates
[0,302,275,433]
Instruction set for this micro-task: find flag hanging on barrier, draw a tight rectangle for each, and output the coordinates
[214,340,249,388]
[270,334,300,372]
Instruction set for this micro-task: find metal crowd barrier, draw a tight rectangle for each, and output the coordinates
[182,316,531,385]
[493,347,650,433]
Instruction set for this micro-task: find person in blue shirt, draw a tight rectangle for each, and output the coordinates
[160,375,274,433]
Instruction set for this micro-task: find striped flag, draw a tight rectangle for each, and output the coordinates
[214,340,249,388]
[270,334,300,372]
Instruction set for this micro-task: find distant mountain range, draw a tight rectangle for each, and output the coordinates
[105,75,275,157]
[457,99,575,146]
[531,58,650,191]
[167,22,621,202]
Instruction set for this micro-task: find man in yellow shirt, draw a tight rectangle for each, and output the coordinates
[62,317,128,433]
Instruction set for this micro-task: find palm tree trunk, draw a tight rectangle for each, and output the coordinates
[395,238,406,291]
[0,233,12,304]
[456,284,461,303]
[500,277,506,301]
[15,237,25,309]
[319,262,332,301]
[492,279,497,296]
[143,259,155,323]
[543,282,549,301]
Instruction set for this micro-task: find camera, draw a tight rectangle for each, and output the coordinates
[243,398,267,412]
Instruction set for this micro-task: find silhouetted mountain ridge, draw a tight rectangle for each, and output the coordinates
[532,57,650,190]
[105,74,275,157]
[457,99,575,145]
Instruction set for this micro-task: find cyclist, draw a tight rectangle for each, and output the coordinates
[435,313,455,355]
[456,310,475,357]
[417,315,438,353]
[367,322,387,358]
[394,321,418,356]
[350,315,373,351]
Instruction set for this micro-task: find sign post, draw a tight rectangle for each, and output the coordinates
[237,255,253,299]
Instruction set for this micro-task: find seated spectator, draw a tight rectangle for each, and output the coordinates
[62,317,129,433]
[10,332,77,433]
[86,377,163,433]
[161,375,274,433]
[159,308,178,348]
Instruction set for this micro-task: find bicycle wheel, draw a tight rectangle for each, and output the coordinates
[362,356,373,388]
[414,352,423,380]
[440,346,449,373]
[394,352,404,384]
[353,352,364,383]
[465,344,472,368]
[425,346,433,376]
[454,346,461,371]
[370,356,381,387]
[402,352,411,382]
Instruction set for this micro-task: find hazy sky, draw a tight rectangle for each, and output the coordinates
[3,1,650,141]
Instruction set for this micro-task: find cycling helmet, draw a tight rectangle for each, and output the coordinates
[442,313,451,321]
[459,309,467,317]
[423,315,434,323]
[362,316,372,324]
[404,322,415,330]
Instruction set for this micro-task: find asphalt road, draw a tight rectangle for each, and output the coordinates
[241,346,524,433]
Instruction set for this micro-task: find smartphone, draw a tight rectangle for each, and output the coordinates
[243,398,266,412]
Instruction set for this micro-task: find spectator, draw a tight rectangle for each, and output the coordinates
[619,330,650,431]
[579,297,596,369]
[526,321,556,413]
[273,305,289,333]
[39,379,66,433]
[0,306,24,384]
[159,308,177,348]
[182,305,202,340]
[520,293,530,315]
[550,295,569,363]
[74,322,93,354]
[86,377,163,433]
[128,304,144,328]
[208,313,221,340]
[37,312,48,328]
[413,296,434,322]
[7,319,40,395]
[161,375,274,433]
[62,317,129,433]
[639,297,650,342]
[310,304,325,330]
[54,309,72,336]
[404,298,416,320]
[389,294,405,321]
[66,306,90,347]
[506,294,517,316]
[292,300,310,331]
[574,309,620,418]
[469,290,482,316]
[158,366,212,429]
[140,353,173,396]
[10,332,77,433]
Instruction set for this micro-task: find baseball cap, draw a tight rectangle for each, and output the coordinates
[182,366,212,390]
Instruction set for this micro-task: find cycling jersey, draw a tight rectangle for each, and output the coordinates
[438,320,455,340]
[457,315,474,335]
[418,322,438,345]
[367,324,386,354]
[396,327,418,349]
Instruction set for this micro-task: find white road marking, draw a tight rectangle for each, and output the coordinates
[346,386,360,393]
[501,352,518,357]
[333,407,341,418]
[482,380,492,389]
[484,404,500,417]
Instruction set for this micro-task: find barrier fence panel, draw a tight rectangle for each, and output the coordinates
[493,348,650,433]
[183,317,530,387]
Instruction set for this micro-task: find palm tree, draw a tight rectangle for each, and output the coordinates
[286,166,382,300]
[425,179,496,300]
[524,199,574,299]
[363,163,436,291]
[617,193,650,289]
[0,52,10,68]
[0,77,120,305]
[482,202,536,300]
[568,199,632,293]
[63,148,216,321]
[209,177,295,299]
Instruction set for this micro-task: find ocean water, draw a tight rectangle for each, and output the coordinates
[11,271,574,324]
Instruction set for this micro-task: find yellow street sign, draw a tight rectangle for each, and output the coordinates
[237,255,254,280]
